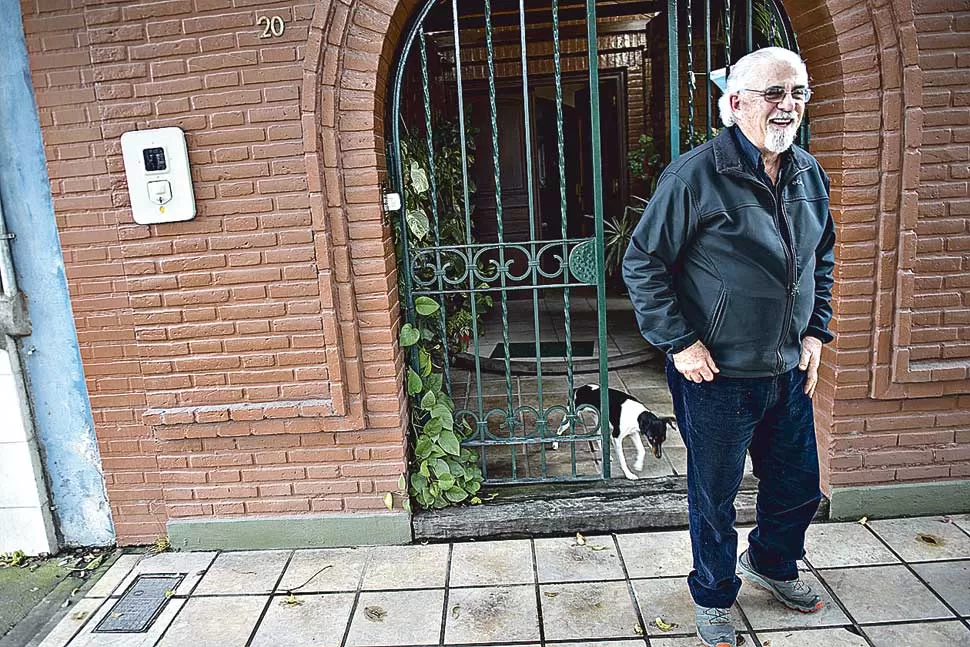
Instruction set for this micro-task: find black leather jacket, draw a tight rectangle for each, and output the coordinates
[622,129,836,378]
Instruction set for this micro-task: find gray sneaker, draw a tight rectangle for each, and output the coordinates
[737,550,823,613]
[694,604,736,647]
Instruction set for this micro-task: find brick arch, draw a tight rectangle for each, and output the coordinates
[300,0,425,438]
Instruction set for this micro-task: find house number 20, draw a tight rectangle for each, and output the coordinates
[257,15,285,38]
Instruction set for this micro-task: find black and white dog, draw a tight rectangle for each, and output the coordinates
[553,384,675,480]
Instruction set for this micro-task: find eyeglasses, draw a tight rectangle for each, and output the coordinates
[742,86,812,104]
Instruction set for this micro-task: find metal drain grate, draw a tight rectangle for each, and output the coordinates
[94,573,184,633]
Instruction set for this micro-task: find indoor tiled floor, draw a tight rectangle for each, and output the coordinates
[35,514,970,647]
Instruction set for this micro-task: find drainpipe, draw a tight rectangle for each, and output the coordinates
[0,188,58,554]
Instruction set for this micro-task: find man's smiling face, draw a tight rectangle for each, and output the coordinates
[730,62,808,154]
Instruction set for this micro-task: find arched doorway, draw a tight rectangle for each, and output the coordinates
[386,0,802,485]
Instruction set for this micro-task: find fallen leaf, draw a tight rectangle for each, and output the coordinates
[164,589,174,599]
[71,611,89,621]
[633,623,643,635]
[383,492,394,511]
[590,545,608,552]
[857,516,868,525]
[282,594,303,607]
[763,640,771,646]
[451,605,461,619]
[575,533,586,546]
[543,591,559,598]
[364,606,387,622]
[654,616,678,631]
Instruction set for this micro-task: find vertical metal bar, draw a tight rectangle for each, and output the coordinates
[584,0,610,478]
[551,0,575,479]
[705,0,712,140]
[745,0,753,55]
[449,0,487,467]
[686,0,696,148]
[667,0,680,160]
[418,31,452,394]
[483,0,516,464]
[725,0,733,77]
[518,0,540,482]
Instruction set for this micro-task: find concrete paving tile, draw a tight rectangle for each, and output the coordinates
[650,637,754,647]
[361,544,448,590]
[803,522,900,568]
[156,596,265,647]
[863,620,970,646]
[193,550,290,595]
[85,554,142,598]
[818,565,953,623]
[631,577,740,638]
[736,571,849,630]
[539,581,641,641]
[550,642,645,647]
[952,513,970,534]
[36,599,104,647]
[112,551,217,597]
[277,547,368,593]
[911,560,970,616]
[444,585,539,644]
[249,593,354,647]
[868,517,970,562]
[534,535,625,583]
[755,627,870,646]
[345,589,444,646]
[616,529,693,578]
[449,539,534,587]
[65,598,184,647]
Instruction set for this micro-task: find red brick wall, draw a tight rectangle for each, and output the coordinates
[21,0,970,544]
[786,0,970,492]
[22,0,410,545]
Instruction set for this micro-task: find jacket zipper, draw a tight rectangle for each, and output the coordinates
[749,166,807,373]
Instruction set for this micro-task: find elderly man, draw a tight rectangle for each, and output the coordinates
[622,47,835,647]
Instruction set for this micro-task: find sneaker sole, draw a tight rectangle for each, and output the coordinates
[696,630,735,647]
[737,568,824,613]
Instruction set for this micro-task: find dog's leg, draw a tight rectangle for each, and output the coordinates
[612,433,638,480]
[631,431,647,472]
[552,417,569,451]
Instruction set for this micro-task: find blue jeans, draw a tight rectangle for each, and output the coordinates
[665,361,822,609]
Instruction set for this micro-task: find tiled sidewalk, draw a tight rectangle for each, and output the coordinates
[35,515,970,647]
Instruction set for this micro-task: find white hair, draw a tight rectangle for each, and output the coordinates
[718,47,808,127]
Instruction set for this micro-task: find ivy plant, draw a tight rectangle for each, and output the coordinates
[398,295,484,510]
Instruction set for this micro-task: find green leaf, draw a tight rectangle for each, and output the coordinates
[437,472,455,490]
[419,461,431,478]
[444,487,468,503]
[406,209,430,240]
[466,479,481,494]
[420,390,437,411]
[415,436,433,459]
[424,417,442,438]
[407,368,422,396]
[426,374,443,394]
[438,430,461,456]
[397,474,406,491]
[432,404,454,431]
[400,323,420,347]
[418,347,432,377]
[432,458,450,476]
[448,461,466,479]
[402,498,412,513]
[410,472,428,491]
[414,296,440,316]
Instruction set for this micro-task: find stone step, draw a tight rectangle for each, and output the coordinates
[412,476,830,542]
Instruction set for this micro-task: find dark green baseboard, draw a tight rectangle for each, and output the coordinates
[167,512,412,550]
[827,480,970,521]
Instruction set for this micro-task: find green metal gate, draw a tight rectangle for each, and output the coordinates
[387,0,801,486]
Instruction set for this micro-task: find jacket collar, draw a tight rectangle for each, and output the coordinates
[712,126,811,185]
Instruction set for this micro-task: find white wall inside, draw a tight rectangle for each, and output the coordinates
[0,346,57,555]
